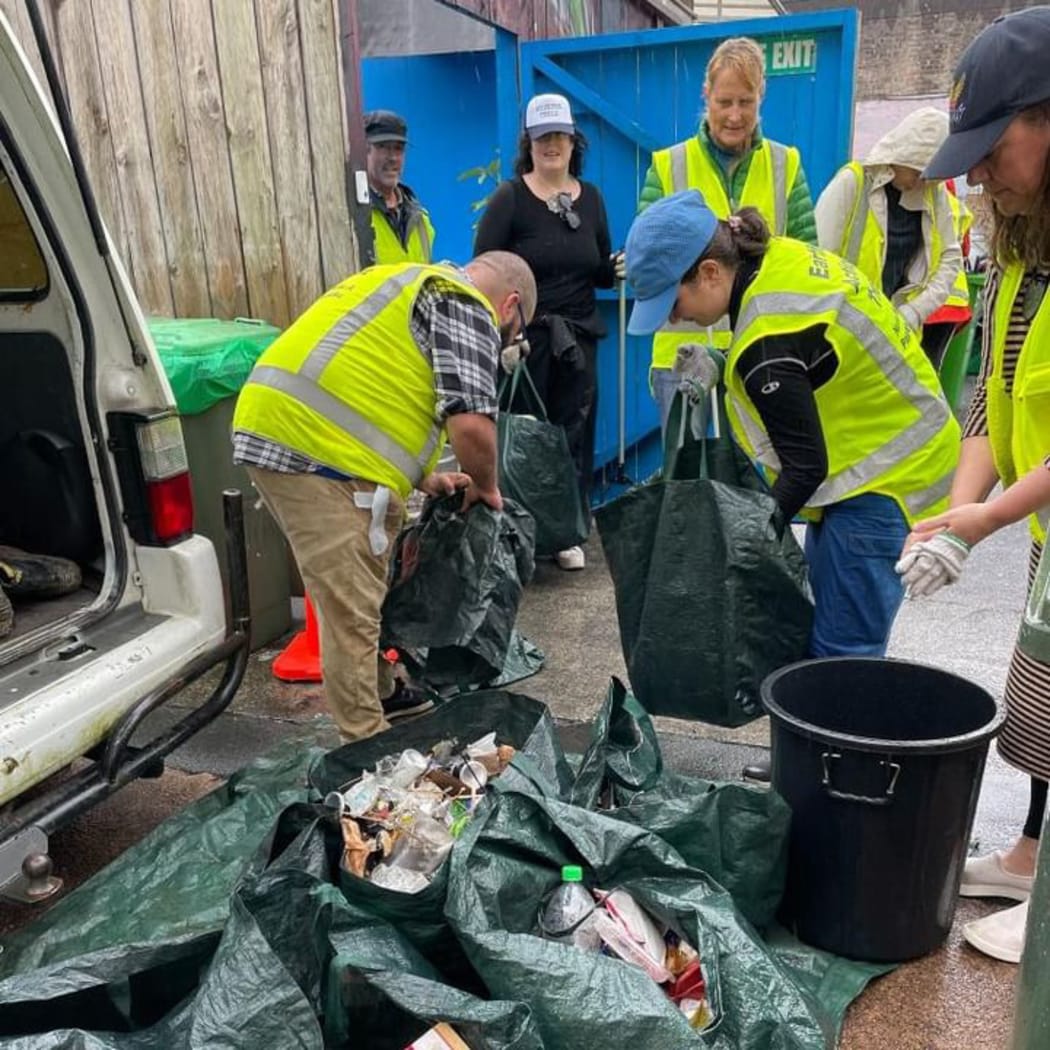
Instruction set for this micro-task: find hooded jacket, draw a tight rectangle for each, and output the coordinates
[815,107,962,330]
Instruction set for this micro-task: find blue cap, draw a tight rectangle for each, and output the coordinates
[625,190,719,336]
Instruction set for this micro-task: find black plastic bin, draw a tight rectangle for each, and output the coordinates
[762,657,1005,963]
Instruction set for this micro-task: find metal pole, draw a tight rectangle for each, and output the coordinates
[617,277,627,477]
[1011,821,1050,1049]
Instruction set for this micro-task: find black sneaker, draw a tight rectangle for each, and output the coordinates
[381,680,435,721]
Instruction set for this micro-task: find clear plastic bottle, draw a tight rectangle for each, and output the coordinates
[538,865,600,950]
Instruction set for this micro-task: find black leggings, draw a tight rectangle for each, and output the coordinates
[1024,777,1048,840]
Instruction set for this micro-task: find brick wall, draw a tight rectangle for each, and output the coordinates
[783,0,1033,100]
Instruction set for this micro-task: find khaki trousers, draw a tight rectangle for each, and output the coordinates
[247,468,403,742]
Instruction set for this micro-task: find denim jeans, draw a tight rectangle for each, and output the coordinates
[804,493,909,658]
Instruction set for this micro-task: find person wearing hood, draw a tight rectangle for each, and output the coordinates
[816,107,969,368]
[638,37,817,432]
[365,110,436,266]
[625,190,960,660]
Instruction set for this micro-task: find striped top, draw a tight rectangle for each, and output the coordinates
[967,264,1050,784]
[963,266,1050,438]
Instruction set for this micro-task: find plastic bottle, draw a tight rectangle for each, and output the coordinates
[538,865,600,950]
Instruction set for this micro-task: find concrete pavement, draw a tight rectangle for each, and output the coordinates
[0,502,1034,1047]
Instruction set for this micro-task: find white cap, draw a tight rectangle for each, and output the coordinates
[525,94,574,138]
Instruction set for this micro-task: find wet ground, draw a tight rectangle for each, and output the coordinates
[0,514,1034,1048]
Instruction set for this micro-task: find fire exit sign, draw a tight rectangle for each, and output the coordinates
[760,35,818,76]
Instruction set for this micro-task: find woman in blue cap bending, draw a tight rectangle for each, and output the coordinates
[624,189,961,658]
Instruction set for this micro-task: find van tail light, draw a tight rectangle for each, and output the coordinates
[136,416,194,542]
[107,411,194,546]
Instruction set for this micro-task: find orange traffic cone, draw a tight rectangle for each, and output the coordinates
[273,593,323,682]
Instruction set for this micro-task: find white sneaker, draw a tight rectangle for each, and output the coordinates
[963,900,1029,963]
[959,850,1034,901]
[555,546,585,571]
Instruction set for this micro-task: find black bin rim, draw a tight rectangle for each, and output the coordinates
[761,656,1006,756]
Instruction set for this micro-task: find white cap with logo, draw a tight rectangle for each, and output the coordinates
[525,94,575,139]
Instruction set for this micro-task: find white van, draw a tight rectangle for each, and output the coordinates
[0,14,247,899]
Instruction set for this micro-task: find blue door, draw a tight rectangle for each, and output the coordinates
[362,10,858,498]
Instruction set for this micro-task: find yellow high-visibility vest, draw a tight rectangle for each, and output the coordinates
[649,137,799,370]
[233,264,497,499]
[724,238,961,525]
[987,263,1050,542]
[371,204,435,265]
[837,162,969,314]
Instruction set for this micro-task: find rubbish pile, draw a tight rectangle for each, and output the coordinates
[325,732,517,894]
[538,865,713,1031]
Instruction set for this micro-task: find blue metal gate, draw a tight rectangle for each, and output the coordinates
[361,9,859,496]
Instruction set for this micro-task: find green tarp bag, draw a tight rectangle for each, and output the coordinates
[572,678,790,930]
[148,317,280,416]
[381,494,536,687]
[308,690,574,986]
[595,390,814,726]
[446,786,851,1050]
[497,361,589,556]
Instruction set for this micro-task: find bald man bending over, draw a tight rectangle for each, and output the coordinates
[233,252,537,742]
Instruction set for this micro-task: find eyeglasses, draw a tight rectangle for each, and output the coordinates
[547,191,581,230]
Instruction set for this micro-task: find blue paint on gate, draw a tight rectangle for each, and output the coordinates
[361,10,858,502]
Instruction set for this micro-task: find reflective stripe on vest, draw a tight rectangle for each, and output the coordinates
[234,264,495,497]
[987,263,1050,542]
[943,191,972,310]
[726,239,960,523]
[651,137,795,370]
[249,364,439,484]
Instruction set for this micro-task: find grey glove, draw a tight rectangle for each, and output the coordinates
[895,532,971,598]
[500,336,530,375]
[611,251,626,281]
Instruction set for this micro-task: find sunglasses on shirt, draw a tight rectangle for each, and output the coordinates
[547,191,581,230]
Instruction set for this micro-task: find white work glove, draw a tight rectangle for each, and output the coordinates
[500,335,530,374]
[611,251,626,281]
[894,532,971,598]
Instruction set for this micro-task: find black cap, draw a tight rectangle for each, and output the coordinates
[364,110,407,145]
[925,6,1050,179]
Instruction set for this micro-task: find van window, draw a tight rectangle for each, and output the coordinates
[0,162,47,298]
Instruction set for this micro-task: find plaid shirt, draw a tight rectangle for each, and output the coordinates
[233,267,501,474]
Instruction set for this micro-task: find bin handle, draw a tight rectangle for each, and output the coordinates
[821,751,901,806]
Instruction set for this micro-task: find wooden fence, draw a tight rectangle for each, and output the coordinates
[0,0,356,328]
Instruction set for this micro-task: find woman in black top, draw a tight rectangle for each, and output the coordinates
[474,93,622,571]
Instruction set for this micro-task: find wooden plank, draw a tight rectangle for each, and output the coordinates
[170,0,249,320]
[255,0,323,318]
[211,0,289,327]
[51,0,135,286]
[91,0,174,316]
[297,0,354,288]
[131,0,211,317]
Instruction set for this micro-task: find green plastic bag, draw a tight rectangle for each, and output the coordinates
[595,391,813,726]
[446,787,848,1050]
[148,317,280,416]
[497,362,589,556]
[381,494,536,687]
[571,678,790,930]
[309,691,574,984]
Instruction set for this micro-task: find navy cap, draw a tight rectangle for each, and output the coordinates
[925,6,1050,179]
[364,110,408,145]
[625,191,719,336]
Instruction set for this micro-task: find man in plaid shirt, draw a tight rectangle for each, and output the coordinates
[233,252,536,741]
